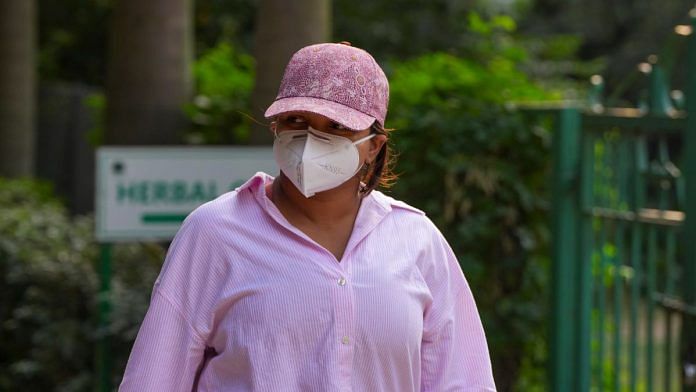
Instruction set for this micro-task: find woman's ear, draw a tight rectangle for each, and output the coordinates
[270,121,277,135]
[368,134,387,162]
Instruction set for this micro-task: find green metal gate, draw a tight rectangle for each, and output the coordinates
[549,9,696,392]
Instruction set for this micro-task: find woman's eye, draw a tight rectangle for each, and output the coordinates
[290,116,306,123]
[330,122,346,130]
[281,116,307,126]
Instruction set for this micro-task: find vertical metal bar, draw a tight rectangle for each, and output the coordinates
[629,226,641,392]
[666,229,677,392]
[665,310,673,392]
[578,122,596,392]
[97,243,112,392]
[657,136,673,392]
[591,132,605,391]
[635,135,650,392]
[597,221,608,390]
[550,107,582,392]
[647,226,658,392]
[629,138,644,392]
[665,228,676,295]
[607,133,624,391]
[681,8,696,392]
[620,134,628,391]
[613,223,625,391]
[597,133,608,389]
[618,134,629,212]
[647,62,676,116]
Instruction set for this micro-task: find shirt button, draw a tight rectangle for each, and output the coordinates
[341,336,350,345]
[338,277,347,286]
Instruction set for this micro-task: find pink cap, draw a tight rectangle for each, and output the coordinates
[264,42,389,131]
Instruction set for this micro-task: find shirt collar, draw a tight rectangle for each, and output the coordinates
[240,172,393,257]
[238,171,393,214]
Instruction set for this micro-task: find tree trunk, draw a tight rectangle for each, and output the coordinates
[0,0,35,177]
[105,0,193,145]
[248,0,331,144]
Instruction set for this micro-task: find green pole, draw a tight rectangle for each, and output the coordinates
[576,114,594,392]
[549,107,582,392]
[647,58,676,117]
[682,9,696,392]
[97,243,112,392]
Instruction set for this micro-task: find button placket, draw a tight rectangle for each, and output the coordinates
[332,257,355,390]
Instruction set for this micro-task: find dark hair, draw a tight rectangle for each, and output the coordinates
[361,122,398,195]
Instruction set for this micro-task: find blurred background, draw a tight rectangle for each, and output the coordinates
[1,0,695,391]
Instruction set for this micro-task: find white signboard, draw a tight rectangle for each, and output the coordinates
[96,146,277,242]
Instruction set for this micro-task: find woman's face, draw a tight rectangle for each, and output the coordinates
[273,111,386,166]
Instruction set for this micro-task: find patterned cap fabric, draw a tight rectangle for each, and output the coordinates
[264,43,389,131]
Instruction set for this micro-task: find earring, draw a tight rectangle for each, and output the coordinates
[360,161,371,179]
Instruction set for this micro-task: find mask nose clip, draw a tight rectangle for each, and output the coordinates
[307,127,333,143]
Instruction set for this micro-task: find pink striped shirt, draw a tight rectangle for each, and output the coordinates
[119,172,496,391]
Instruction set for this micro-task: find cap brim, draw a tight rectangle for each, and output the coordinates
[264,96,376,131]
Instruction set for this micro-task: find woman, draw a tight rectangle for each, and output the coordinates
[119,42,496,391]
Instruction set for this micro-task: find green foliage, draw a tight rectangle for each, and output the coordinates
[84,92,106,147]
[38,0,112,85]
[468,13,517,35]
[194,0,256,55]
[333,0,527,60]
[386,15,558,390]
[540,34,583,60]
[184,42,255,144]
[0,179,163,391]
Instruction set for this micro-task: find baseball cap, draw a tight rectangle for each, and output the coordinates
[264,42,389,131]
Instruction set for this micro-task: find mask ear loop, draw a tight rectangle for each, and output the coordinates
[355,133,376,195]
[358,160,372,195]
[355,131,379,194]
[271,121,278,138]
[352,133,376,145]
[354,133,376,174]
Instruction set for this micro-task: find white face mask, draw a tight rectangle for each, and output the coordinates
[273,126,375,198]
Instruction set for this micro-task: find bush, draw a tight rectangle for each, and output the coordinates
[386,16,561,391]
[0,179,163,391]
[184,42,255,144]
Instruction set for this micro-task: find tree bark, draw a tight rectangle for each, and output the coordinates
[248,0,331,144]
[0,0,36,177]
[105,0,193,145]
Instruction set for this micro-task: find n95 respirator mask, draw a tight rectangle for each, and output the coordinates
[273,127,375,198]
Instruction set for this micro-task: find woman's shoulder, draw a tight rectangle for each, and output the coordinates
[181,173,269,231]
[184,189,243,225]
[370,190,425,216]
[369,190,442,235]
[370,191,461,280]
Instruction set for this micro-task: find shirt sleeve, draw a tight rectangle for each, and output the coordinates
[118,290,205,391]
[119,205,226,391]
[420,225,497,392]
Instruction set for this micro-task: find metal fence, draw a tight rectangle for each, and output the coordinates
[549,9,696,392]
